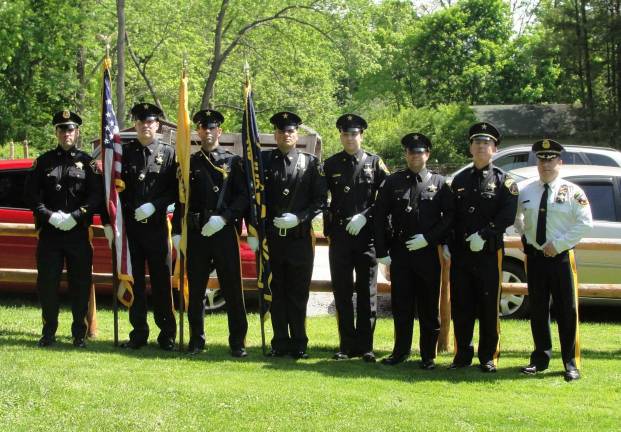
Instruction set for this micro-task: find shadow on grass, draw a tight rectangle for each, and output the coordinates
[2,328,619,384]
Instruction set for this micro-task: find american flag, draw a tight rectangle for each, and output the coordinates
[101,57,134,307]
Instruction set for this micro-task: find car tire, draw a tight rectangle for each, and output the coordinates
[204,288,226,313]
[500,259,530,319]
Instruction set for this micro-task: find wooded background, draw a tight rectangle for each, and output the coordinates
[1,0,619,168]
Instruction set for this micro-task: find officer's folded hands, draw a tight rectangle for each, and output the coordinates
[345,213,366,235]
[466,232,486,252]
[273,212,299,229]
[201,215,226,237]
[134,202,155,221]
[405,233,428,251]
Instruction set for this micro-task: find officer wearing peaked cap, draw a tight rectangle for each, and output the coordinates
[119,102,177,351]
[447,122,518,372]
[515,139,592,382]
[374,132,454,369]
[25,110,103,348]
[171,109,250,357]
[247,111,327,359]
[323,114,388,362]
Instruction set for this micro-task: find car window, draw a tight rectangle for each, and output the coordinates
[584,153,619,167]
[575,182,617,222]
[560,151,583,165]
[0,170,29,209]
[494,152,530,171]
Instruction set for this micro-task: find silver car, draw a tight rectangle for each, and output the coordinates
[500,165,621,317]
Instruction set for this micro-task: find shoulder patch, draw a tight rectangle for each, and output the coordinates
[504,178,518,195]
[574,191,589,206]
[378,158,389,175]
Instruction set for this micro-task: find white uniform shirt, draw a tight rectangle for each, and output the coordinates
[514,176,593,252]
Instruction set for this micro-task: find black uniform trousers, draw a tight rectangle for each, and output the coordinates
[390,243,442,361]
[126,216,176,346]
[186,225,248,351]
[267,227,314,353]
[526,249,580,372]
[328,225,378,355]
[36,227,92,340]
[450,248,502,366]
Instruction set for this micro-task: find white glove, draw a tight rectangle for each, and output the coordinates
[442,244,451,260]
[466,232,486,252]
[57,212,77,231]
[103,224,115,248]
[134,202,155,221]
[273,213,299,229]
[405,233,428,251]
[49,212,64,228]
[172,234,181,253]
[377,256,392,266]
[345,213,367,236]
[201,215,226,237]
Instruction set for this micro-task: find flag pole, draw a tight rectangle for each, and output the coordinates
[177,55,189,352]
[103,42,120,347]
[243,62,267,355]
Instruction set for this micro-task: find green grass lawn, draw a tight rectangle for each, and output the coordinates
[1,298,620,432]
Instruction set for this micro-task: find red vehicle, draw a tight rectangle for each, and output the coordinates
[0,158,257,310]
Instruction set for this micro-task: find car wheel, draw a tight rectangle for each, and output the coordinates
[204,288,226,313]
[500,260,530,319]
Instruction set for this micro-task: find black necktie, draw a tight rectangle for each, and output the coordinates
[536,183,549,246]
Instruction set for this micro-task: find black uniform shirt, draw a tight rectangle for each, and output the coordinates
[373,167,454,258]
[120,138,177,219]
[262,148,327,225]
[25,146,102,230]
[323,149,388,233]
[450,163,518,251]
[172,147,249,233]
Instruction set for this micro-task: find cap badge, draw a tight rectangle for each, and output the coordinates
[282,113,288,118]
[62,110,70,119]
[542,139,550,149]
[481,123,487,130]
[414,134,419,140]
[347,115,353,120]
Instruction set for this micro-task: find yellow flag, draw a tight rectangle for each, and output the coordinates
[176,70,191,255]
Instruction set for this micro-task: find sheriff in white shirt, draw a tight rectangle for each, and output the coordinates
[514,138,593,382]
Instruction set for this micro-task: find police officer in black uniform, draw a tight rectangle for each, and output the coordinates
[119,103,177,351]
[171,109,249,357]
[323,114,388,362]
[25,110,102,348]
[247,111,327,359]
[448,122,518,372]
[374,133,454,369]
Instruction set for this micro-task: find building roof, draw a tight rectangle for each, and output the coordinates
[471,104,579,139]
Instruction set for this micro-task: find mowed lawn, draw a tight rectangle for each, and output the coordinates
[1,298,621,432]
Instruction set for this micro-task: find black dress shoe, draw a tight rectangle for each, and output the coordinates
[447,361,471,370]
[231,348,248,358]
[362,352,376,363]
[520,364,545,375]
[37,336,55,348]
[187,346,203,355]
[120,340,145,350]
[159,341,175,351]
[480,362,497,373]
[291,351,309,359]
[420,360,435,370]
[564,369,580,382]
[381,353,409,366]
[267,349,286,357]
[333,352,349,360]
[73,338,86,348]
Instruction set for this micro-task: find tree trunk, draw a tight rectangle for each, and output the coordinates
[116,0,126,129]
[580,0,595,130]
[76,44,86,114]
